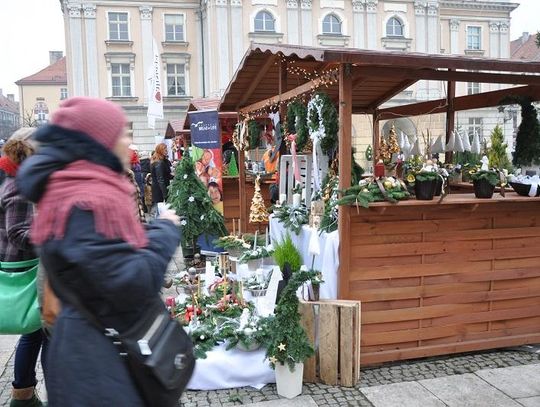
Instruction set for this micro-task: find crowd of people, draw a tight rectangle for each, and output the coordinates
[0,97,186,406]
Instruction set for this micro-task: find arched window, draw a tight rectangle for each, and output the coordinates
[322,14,342,35]
[386,17,404,37]
[254,10,275,32]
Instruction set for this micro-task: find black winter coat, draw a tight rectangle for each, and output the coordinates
[151,159,172,204]
[16,125,182,406]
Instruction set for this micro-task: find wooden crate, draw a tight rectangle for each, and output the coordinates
[299,299,361,387]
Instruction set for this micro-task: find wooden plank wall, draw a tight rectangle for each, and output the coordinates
[342,201,540,365]
[223,177,240,232]
[222,177,272,234]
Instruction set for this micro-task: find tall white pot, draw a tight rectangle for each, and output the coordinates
[275,362,304,399]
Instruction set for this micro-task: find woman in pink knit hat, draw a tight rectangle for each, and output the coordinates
[16,97,192,406]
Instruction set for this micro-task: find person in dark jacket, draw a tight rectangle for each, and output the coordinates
[150,143,172,209]
[16,97,181,407]
[0,131,47,407]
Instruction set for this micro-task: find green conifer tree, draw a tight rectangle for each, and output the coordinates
[512,98,540,167]
[167,151,227,248]
[228,152,239,177]
[488,125,512,170]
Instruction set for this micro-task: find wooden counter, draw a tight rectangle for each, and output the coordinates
[339,192,540,365]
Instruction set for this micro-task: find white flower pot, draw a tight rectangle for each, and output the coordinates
[247,258,261,272]
[275,362,304,399]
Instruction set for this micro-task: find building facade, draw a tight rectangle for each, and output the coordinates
[0,90,20,140]
[60,0,519,155]
[15,51,68,127]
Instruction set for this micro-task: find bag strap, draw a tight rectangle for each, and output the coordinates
[0,258,39,270]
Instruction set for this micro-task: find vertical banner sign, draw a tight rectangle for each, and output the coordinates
[188,110,224,214]
[147,38,164,129]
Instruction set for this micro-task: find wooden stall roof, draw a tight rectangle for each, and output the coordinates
[220,43,540,115]
[181,98,238,130]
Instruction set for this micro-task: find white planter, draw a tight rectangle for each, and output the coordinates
[275,362,304,399]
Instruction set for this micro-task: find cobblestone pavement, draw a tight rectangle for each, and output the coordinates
[2,331,540,406]
[2,248,540,406]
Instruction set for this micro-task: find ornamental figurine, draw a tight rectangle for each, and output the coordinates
[249,175,269,224]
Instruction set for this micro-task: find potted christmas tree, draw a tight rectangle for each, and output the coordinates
[487,125,512,172]
[266,268,316,399]
[167,152,227,259]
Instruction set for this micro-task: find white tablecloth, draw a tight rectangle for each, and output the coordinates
[187,343,275,390]
[269,215,339,299]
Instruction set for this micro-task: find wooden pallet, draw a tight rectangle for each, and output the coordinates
[299,299,361,387]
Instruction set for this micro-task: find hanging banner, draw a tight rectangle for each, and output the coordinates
[146,38,163,129]
[188,110,224,214]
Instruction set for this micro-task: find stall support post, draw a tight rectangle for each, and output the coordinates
[373,110,380,168]
[238,108,247,234]
[445,75,456,163]
[338,63,353,299]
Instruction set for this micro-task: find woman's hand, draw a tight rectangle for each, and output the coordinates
[158,207,180,226]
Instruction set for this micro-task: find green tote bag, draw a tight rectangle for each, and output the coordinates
[0,258,41,334]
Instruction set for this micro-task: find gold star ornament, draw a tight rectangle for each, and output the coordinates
[269,356,278,364]
[278,343,286,351]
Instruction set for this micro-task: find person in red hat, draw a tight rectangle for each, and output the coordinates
[16,97,184,406]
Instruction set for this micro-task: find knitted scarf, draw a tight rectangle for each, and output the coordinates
[0,156,19,177]
[31,160,148,248]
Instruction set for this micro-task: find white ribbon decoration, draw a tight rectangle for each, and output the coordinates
[529,183,539,197]
[308,227,321,257]
[308,95,325,193]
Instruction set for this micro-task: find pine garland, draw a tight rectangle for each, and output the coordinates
[286,101,309,152]
[273,204,309,235]
[167,151,228,247]
[307,92,339,155]
[248,120,261,150]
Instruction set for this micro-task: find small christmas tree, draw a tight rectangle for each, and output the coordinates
[488,125,512,171]
[249,175,269,224]
[265,268,316,371]
[167,151,227,248]
[228,152,239,177]
[511,98,540,167]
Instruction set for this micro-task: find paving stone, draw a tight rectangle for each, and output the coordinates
[517,396,540,407]
[244,396,318,407]
[476,364,540,399]
[363,381,445,407]
[420,373,521,407]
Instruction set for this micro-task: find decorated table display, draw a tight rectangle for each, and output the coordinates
[269,216,339,299]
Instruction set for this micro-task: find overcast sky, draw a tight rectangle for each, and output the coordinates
[1,0,539,100]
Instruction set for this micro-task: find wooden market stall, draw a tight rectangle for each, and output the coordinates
[220,43,540,365]
[179,98,241,232]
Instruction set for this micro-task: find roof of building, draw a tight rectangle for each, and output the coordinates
[0,93,19,114]
[15,57,67,86]
[511,33,540,61]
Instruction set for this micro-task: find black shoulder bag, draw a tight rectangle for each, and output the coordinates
[48,271,195,407]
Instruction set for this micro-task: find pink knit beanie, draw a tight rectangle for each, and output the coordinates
[51,97,127,149]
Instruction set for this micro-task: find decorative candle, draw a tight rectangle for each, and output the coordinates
[292,193,301,208]
[265,227,269,247]
[254,230,258,250]
[301,188,306,202]
[279,194,287,205]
